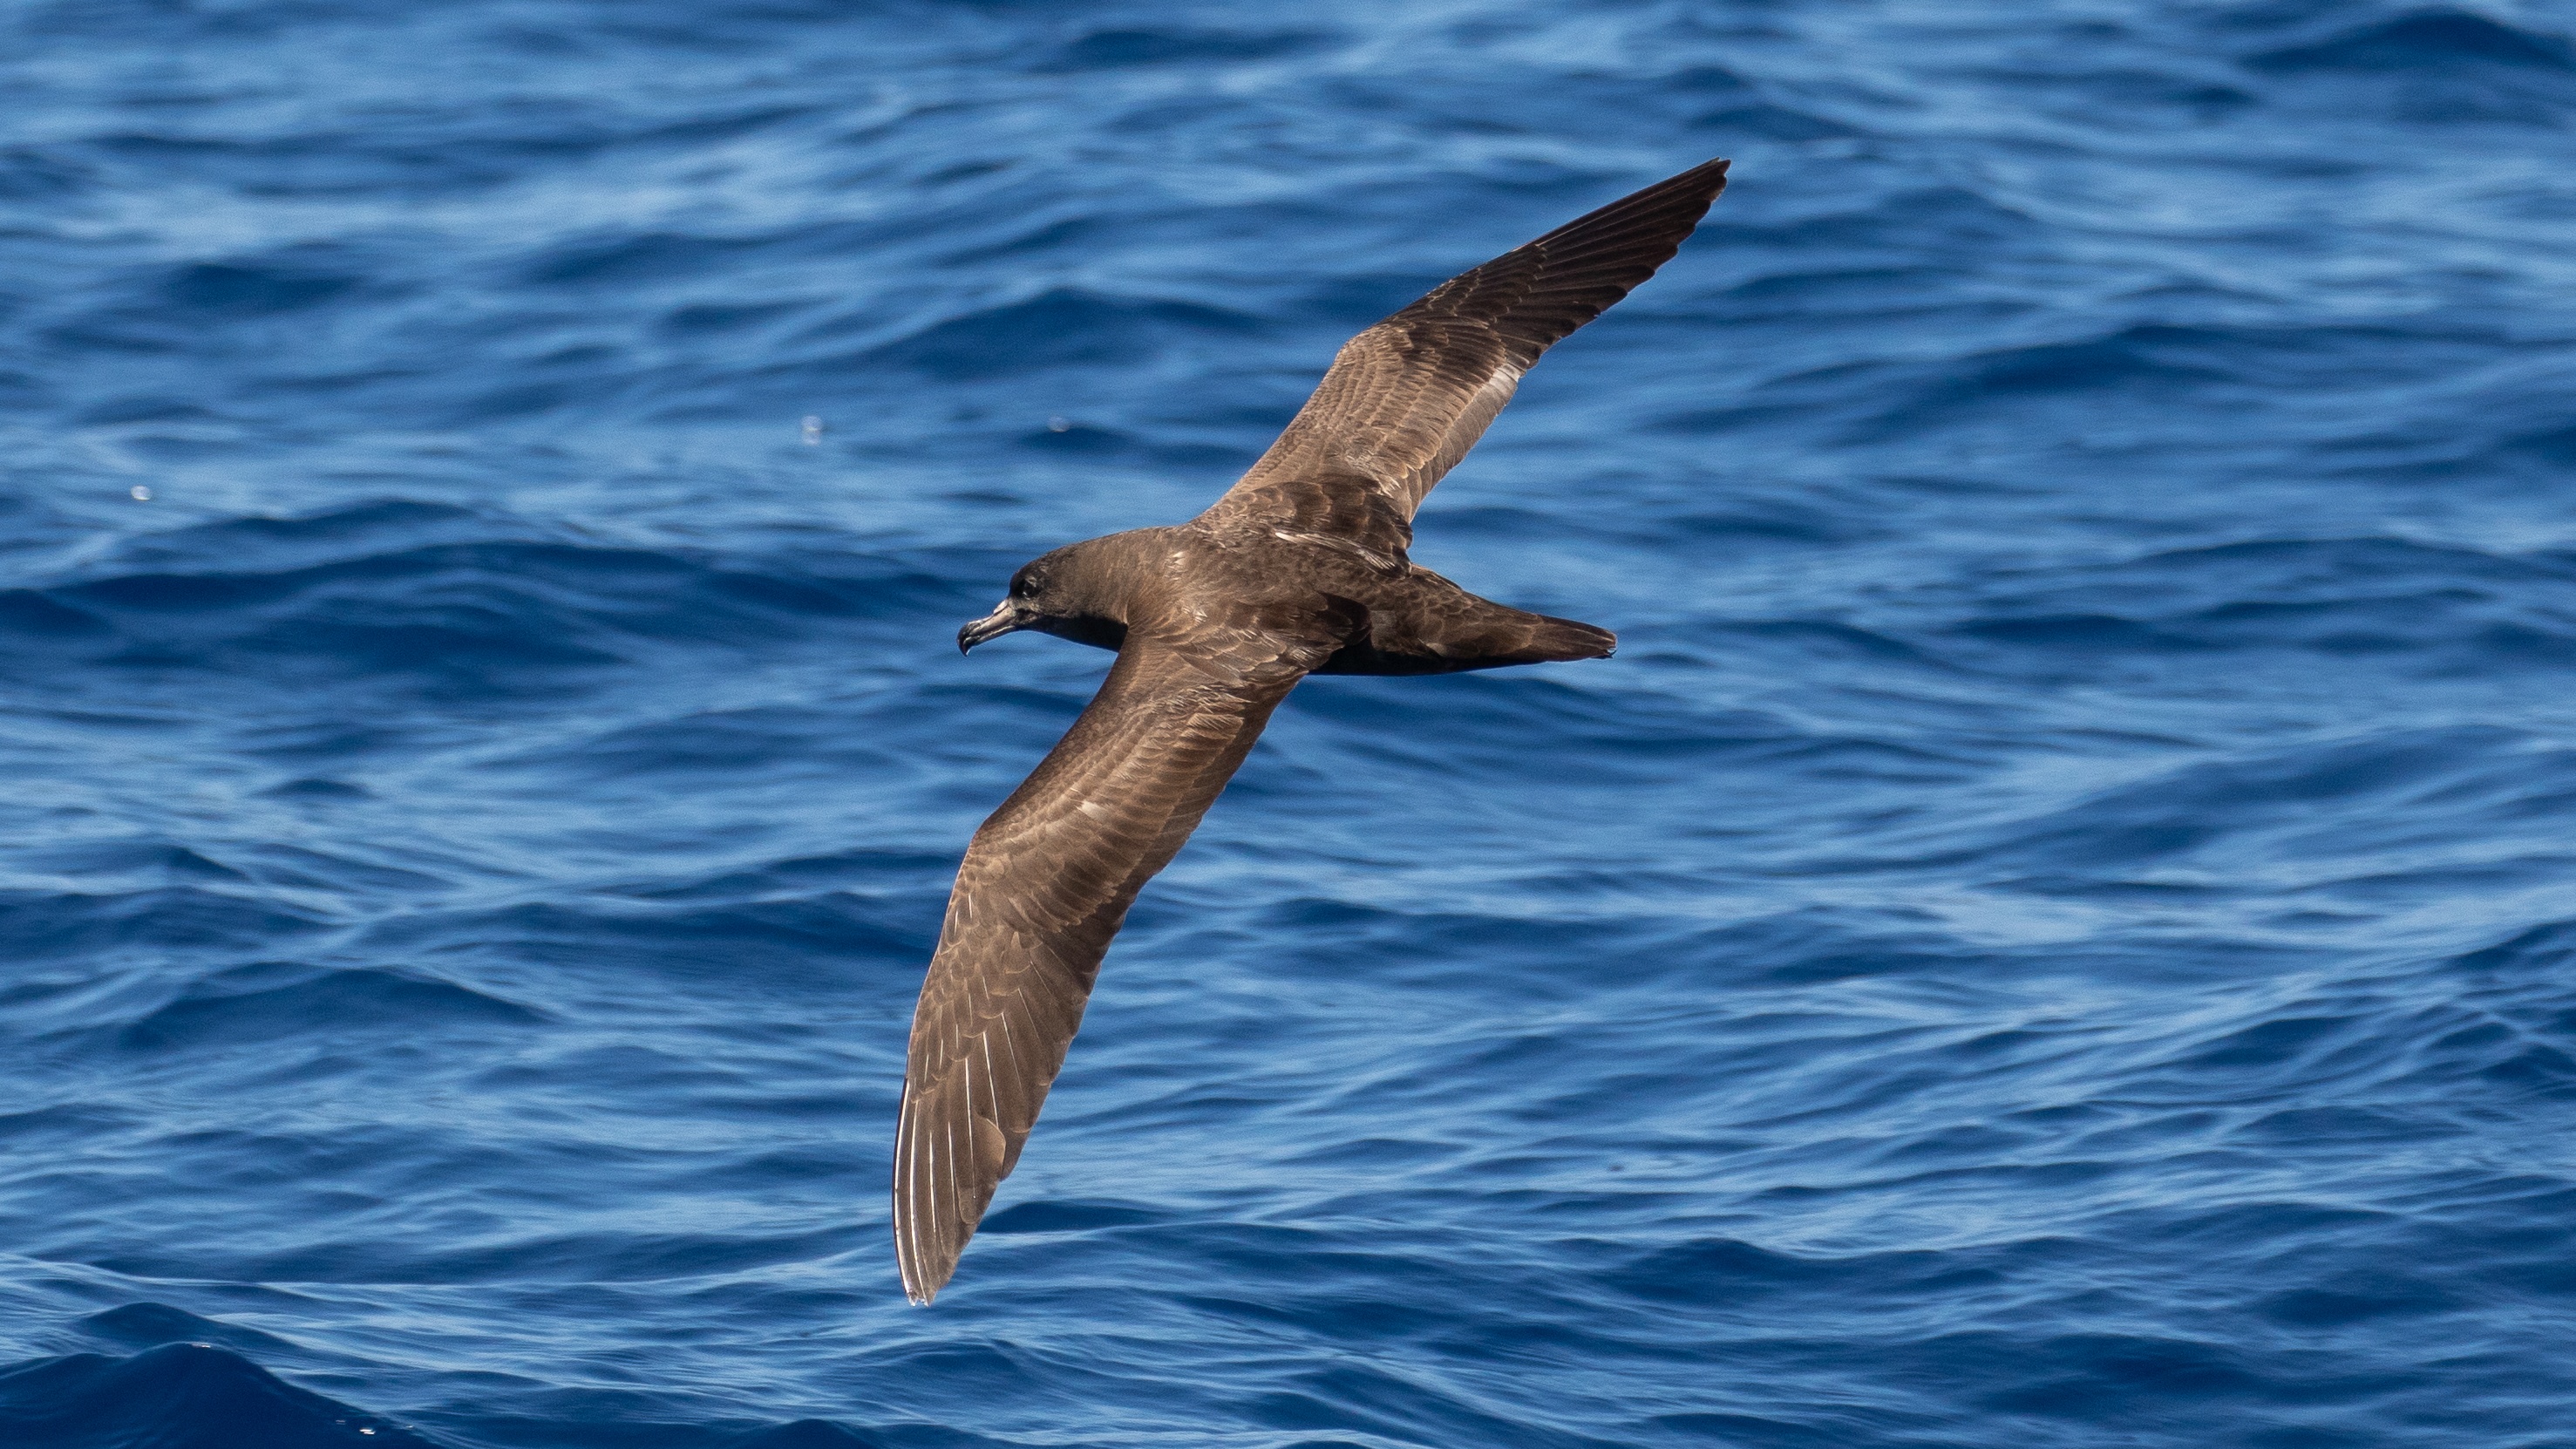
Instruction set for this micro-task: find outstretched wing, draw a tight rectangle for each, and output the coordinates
[894,609,1348,1303]
[1201,158,1730,563]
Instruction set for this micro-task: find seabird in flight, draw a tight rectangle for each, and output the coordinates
[895,157,1731,1303]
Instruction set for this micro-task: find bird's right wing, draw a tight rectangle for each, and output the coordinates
[1200,158,1730,564]
[894,605,1349,1304]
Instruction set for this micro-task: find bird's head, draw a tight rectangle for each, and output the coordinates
[956,537,1134,655]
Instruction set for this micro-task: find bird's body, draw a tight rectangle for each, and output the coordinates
[895,158,1731,1303]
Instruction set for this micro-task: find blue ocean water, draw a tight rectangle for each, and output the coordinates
[5,0,2576,1444]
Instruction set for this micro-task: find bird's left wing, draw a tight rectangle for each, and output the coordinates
[894,602,1350,1304]
[1199,158,1730,564]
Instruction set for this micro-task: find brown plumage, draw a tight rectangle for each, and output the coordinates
[895,157,1730,1303]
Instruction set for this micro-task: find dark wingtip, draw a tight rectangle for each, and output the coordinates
[1681,157,1731,205]
[1666,156,1730,193]
[1666,156,1731,210]
[896,1233,949,1305]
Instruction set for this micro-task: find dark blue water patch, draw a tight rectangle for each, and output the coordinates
[6,535,960,697]
[0,886,331,967]
[0,1344,432,1449]
[2245,10,2576,75]
[654,300,810,341]
[1707,185,2051,264]
[348,895,932,988]
[2453,917,2576,974]
[1845,323,2519,439]
[1032,26,1333,72]
[78,1303,304,1357]
[1665,908,1981,989]
[522,231,799,290]
[228,1223,862,1289]
[724,1424,880,1449]
[2233,8,2576,126]
[1925,537,2576,682]
[1278,671,1899,788]
[509,704,902,784]
[853,289,1265,381]
[1708,619,1950,670]
[109,963,544,1052]
[1955,727,2576,901]
[160,255,370,318]
[102,500,483,569]
[0,145,95,201]
[621,848,959,905]
[975,1199,1162,1235]
[1690,100,1859,142]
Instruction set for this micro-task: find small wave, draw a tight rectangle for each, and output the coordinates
[853,288,1265,381]
[1607,1237,1954,1305]
[622,848,957,905]
[1953,330,2232,397]
[0,1343,431,1449]
[350,897,930,985]
[6,529,958,695]
[724,1423,880,1448]
[16,840,248,885]
[114,964,543,1051]
[976,1199,1161,1235]
[0,886,329,968]
[1972,725,2563,874]
[1711,185,2043,257]
[233,1224,860,1288]
[1855,322,2469,434]
[2454,918,2576,974]
[117,500,482,569]
[1030,26,1332,72]
[2236,8,2576,126]
[81,1302,300,1356]
[1943,536,2576,670]
[522,230,778,289]
[2246,10,2576,75]
[508,704,880,783]
[1716,619,1947,666]
[159,257,366,318]
[0,145,93,201]
[1973,1330,2271,1417]
[1692,101,1859,141]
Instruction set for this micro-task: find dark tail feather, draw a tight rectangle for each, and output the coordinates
[1522,614,1616,663]
[1315,574,1617,676]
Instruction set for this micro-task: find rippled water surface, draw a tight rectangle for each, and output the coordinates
[6,2,2576,1445]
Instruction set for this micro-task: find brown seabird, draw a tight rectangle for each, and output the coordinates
[894,157,1731,1303]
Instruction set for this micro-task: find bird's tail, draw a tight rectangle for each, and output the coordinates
[1313,571,1615,676]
